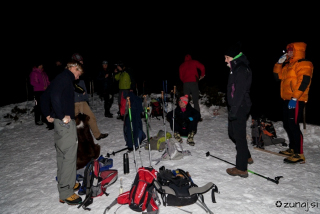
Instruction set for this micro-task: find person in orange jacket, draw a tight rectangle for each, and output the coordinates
[273,42,313,164]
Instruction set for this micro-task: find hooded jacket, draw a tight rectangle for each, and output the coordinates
[29,67,50,91]
[227,53,252,118]
[273,42,313,101]
[179,54,205,83]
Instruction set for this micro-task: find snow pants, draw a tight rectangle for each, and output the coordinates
[183,82,200,113]
[228,105,251,171]
[282,100,305,154]
[54,119,77,200]
[75,101,101,139]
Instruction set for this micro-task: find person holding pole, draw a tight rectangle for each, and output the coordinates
[273,42,313,164]
[166,94,200,146]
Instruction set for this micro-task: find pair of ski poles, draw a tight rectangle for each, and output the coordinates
[127,97,153,172]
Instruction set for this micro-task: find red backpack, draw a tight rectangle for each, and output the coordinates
[115,167,160,213]
[150,99,163,119]
[78,157,118,211]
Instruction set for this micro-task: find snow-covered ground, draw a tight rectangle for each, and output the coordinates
[1,93,320,214]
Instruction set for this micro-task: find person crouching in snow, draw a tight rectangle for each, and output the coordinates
[224,42,253,178]
[166,95,200,146]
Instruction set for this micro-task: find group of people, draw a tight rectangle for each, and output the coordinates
[27,40,313,206]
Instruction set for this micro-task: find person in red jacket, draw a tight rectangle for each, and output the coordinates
[179,54,205,119]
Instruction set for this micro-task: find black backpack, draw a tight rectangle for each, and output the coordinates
[154,166,219,213]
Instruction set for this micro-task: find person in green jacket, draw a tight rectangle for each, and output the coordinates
[114,61,135,119]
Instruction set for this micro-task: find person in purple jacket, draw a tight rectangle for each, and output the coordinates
[29,62,50,125]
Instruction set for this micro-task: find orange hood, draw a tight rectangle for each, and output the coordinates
[287,42,306,62]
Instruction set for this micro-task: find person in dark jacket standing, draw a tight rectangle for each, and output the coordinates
[224,42,253,178]
[97,60,114,118]
[40,61,83,205]
[166,95,200,146]
[179,54,205,119]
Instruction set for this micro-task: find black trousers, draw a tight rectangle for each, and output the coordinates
[282,100,305,154]
[103,91,114,115]
[34,91,45,123]
[228,105,251,171]
[169,119,198,137]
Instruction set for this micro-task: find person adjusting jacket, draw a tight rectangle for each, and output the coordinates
[273,42,313,164]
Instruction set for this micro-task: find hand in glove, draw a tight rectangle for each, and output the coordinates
[188,117,193,121]
[288,98,297,109]
[278,53,287,64]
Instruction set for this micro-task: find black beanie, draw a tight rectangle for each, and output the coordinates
[224,41,242,58]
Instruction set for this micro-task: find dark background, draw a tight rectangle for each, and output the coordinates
[2,4,318,125]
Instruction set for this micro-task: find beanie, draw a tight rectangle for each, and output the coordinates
[224,41,242,58]
[180,95,189,105]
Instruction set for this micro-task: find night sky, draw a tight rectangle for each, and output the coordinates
[3,4,318,124]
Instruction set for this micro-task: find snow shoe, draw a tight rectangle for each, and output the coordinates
[279,148,294,156]
[284,154,305,164]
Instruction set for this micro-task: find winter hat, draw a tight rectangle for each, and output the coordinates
[224,41,242,58]
[102,60,108,64]
[72,53,83,62]
[179,95,189,105]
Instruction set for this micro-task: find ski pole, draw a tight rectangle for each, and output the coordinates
[161,91,166,141]
[143,95,152,167]
[172,86,176,134]
[205,151,283,184]
[137,137,143,167]
[127,97,138,172]
[106,147,128,157]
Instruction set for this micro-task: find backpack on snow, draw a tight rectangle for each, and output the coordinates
[150,98,163,119]
[78,155,118,211]
[251,117,286,148]
[154,166,219,213]
[105,166,160,214]
[145,130,172,151]
[155,137,191,163]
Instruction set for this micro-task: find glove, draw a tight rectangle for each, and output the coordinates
[288,98,297,109]
[278,53,287,64]
[188,117,193,121]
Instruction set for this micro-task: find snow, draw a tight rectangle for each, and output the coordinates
[1,93,320,214]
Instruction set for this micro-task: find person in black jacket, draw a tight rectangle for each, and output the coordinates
[224,42,253,178]
[166,95,200,146]
[40,61,83,205]
[96,60,114,118]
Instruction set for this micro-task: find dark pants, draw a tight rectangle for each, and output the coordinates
[228,105,251,171]
[169,118,198,137]
[282,100,305,154]
[34,91,45,123]
[183,82,200,113]
[103,91,114,115]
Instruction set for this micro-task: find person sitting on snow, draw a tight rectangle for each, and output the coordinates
[166,95,200,146]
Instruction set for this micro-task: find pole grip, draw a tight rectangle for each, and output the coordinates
[127,97,131,108]
[174,86,176,94]
[161,91,163,100]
